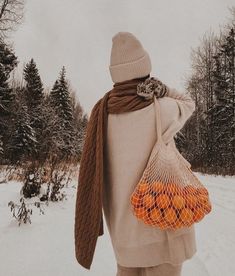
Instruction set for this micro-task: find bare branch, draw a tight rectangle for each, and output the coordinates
[0,0,25,39]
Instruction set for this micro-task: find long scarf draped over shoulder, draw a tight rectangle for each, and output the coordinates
[74,74,167,270]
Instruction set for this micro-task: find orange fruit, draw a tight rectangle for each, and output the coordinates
[172,195,185,209]
[183,185,197,195]
[172,218,184,229]
[164,207,177,224]
[197,187,209,196]
[193,207,205,222]
[203,201,212,214]
[142,215,154,225]
[130,194,142,206]
[136,182,149,194]
[155,194,171,209]
[166,183,181,195]
[179,208,194,225]
[151,181,165,193]
[149,208,162,222]
[133,206,146,219]
[185,194,198,208]
[198,194,209,206]
[142,194,155,208]
[155,218,168,229]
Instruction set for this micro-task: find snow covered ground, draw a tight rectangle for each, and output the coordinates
[0,171,234,276]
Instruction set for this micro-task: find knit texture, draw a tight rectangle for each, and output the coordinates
[74,75,170,270]
[109,32,152,83]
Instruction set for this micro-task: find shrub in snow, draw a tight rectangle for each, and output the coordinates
[22,168,41,198]
[8,197,44,226]
[47,166,68,202]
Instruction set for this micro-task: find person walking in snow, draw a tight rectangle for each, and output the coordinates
[74,31,197,276]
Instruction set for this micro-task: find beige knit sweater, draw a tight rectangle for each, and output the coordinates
[102,86,197,267]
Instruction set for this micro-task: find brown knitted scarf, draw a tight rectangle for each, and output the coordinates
[74,74,166,270]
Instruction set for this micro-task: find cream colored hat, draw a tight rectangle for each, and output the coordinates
[109,31,152,83]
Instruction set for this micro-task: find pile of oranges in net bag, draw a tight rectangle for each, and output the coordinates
[130,181,212,229]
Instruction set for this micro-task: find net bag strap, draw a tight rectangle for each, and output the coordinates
[153,96,162,142]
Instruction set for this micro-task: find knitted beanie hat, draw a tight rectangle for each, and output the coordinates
[109,31,152,83]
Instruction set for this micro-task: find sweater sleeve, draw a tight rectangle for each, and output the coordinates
[157,86,195,145]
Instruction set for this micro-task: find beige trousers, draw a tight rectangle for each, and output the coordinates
[116,262,183,276]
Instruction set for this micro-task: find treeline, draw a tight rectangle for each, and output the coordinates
[176,7,235,176]
[0,42,87,166]
[0,1,89,201]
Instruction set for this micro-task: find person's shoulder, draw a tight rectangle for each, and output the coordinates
[153,96,180,135]
[157,96,180,118]
[156,85,196,118]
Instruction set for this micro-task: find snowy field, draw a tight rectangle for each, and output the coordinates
[0,172,235,276]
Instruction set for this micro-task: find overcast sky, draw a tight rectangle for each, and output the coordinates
[10,0,235,115]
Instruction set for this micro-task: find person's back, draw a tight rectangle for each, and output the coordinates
[103,32,197,276]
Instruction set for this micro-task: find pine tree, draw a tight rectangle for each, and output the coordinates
[77,113,88,161]
[176,10,235,175]
[39,93,63,161]
[49,66,75,159]
[209,28,235,174]
[208,51,227,171]
[0,41,17,161]
[50,67,73,123]
[23,58,43,108]
[0,135,3,157]
[225,28,235,170]
[182,26,235,175]
[23,58,44,158]
[9,102,37,163]
[176,31,217,171]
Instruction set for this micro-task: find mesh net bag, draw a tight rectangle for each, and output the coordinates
[130,96,212,230]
